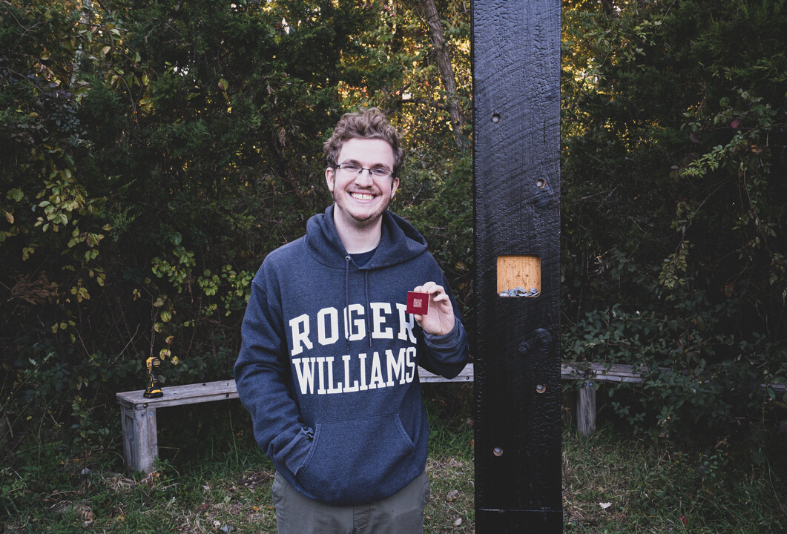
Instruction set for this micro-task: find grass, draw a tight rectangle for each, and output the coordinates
[2,451,475,533]
[2,390,785,533]
[562,425,787,533]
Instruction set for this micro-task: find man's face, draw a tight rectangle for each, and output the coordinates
[326,137,399,230]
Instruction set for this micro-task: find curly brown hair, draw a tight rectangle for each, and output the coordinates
[323,108,405,178]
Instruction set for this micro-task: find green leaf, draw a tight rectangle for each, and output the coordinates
[7,189,24,202]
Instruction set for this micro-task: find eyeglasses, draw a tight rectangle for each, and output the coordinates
[335,163,393,179]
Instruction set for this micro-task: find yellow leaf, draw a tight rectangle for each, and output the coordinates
[159,349,171,359]
[102,46,111,55]
[4,211,12,224]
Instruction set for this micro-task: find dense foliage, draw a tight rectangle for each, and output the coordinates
[2,0,787,514]
[562,0,787,442]
[0,0,472,503]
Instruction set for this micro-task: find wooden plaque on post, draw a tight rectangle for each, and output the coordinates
[473,0,562,531]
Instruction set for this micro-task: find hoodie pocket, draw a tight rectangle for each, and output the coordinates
[296,413,421,505]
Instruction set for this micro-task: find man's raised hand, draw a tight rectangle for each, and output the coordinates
[412,281,455,336]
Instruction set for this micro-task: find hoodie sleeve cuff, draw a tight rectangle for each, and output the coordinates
[423,318,462,349]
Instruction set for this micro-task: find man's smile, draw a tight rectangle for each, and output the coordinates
[350,191,377,201]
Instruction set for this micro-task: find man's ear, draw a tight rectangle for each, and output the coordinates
[391,177,399,197]
[325,167,335,193]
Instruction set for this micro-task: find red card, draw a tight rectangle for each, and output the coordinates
[407,291,429,315]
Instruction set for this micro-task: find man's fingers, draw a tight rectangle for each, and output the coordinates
[413,281,444,296]
[411,282,455,336]
[431,290,449,301]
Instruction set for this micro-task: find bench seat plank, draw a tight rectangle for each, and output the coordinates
[117,366,476,410]
[419,364,475,383]
[117,380,239,410]
[561,362,647,383]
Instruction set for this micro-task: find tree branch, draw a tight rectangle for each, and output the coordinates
[421,0,465,148]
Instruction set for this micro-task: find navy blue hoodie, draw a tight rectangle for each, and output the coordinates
[234,206,468,506]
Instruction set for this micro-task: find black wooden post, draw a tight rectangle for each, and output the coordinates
[473,0,562,531]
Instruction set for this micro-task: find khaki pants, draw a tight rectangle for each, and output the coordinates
[272,470,430,534]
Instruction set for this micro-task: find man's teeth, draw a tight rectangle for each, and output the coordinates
[351,193,375,200]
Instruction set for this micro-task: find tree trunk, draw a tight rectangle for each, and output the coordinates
[71,0,93,86]
[421,0,464,148]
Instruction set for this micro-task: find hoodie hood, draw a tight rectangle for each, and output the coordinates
[304,205,428,270]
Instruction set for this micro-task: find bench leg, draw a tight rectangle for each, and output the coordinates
[576,381,596,436]
[120,405,158,475]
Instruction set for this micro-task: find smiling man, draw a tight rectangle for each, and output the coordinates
[234,108,469,534]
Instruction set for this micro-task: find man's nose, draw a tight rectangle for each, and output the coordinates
[354,169,374,186]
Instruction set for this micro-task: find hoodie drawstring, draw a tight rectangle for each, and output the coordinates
[344,255,373,349]
[345,256,351,350]
[364,271,371,347]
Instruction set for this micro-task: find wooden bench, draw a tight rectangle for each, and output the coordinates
[115,362,647,474]
[560,362,649,436]
[116,364,475,474]
[561,362,787,436]
[117,361,785,473]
